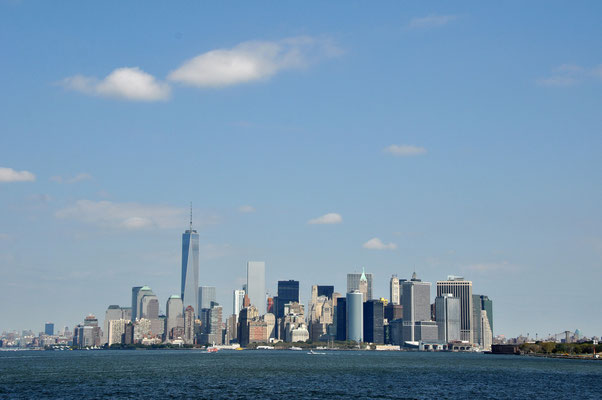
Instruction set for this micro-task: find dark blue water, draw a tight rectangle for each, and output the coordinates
[0,350,600,399]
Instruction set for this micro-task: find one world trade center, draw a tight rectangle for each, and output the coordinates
[181,206,199,316]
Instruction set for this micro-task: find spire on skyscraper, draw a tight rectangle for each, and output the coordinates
[189,202,193,231]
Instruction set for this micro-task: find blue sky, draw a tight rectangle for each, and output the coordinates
[1,1,601,338]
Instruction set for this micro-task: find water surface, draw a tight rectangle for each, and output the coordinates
[1,350,600,399]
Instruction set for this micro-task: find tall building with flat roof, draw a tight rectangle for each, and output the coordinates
[390,276,400,305]
[166,295,184,340]
[276,280,299,319]
[44,323,54,336]
[402,273,431,343]
[103,305,130,344]
[472,294,493,349]
[233,289,245,317]
[436,277,473,343]
[131,286,143,321]
[247,261,266,315]
[363,300,384,344]
[198,286,216,311]
[317,285,334,299]
[336,297,347,341]
[347,270,373,300]
[435,294,461,343]
[181,211,200,316]
[346,291,363,342]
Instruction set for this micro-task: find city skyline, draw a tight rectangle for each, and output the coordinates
[1,1,601,338]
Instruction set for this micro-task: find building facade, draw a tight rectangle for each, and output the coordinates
[246,261,266,315]
[181,224,200,317]
[233,289,245,318]
[346,291,363,342]
[363,300,385,344]
[198,286,216,311]
[166,295,184,340]
[435,294,461,343]
[390,275,400,305]
[436,277,473,343]
[347,270,373,300]
[402,274,431,343]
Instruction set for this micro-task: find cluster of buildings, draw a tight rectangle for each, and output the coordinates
[1,218,504,351]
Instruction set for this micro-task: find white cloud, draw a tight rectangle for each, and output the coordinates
[384,144,427,156]
[537,63,602,87]
[407,15,457,29]
[61,67,170,101]
[536,76,578,87]
[55,200,189,230]
[50,173,92,184]
[363,237,397,250]
[0,167,35,183]
[26,193,52,203]
[463,261,518,273]
[168,36,342,88]
[308,212,343,225]
[238,205,256,213]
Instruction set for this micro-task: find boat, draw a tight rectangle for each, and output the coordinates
[307,349,326,355]
[290,346,303,351]
[206,347,219,353]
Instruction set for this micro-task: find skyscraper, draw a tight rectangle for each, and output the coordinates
[198,286,216,311]
[390,275,400,305]
[436,276,473,343]
[435,294,461,343]
[335,296,347,341]
[363,300,385,344]
[166,295,184,340]
[247,261,266,315]
[402,273,431,343]
[181,210,200,316]
[317,285,334,299]
[472,294,493,350]
[233,289,245,317]
[44,323,54,336]
[346,291,363,342]
[131,286,142,321]
[276,280,299,319]
[103,305,130,344]
[347,270,373,300]
[184,306,195,345]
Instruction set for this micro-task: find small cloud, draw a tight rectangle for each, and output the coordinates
[61,67,170,101]
[537,63,602,87]
[407,15,457,29]
[238,205,256,213]
[384,144,427,156]
[121,217,153,229]
[55,200,202,230]
[0,167,35,183]
[168,36,342,88]
[363,237,397,250]
[308,212,343,225]
[51,173,92,184]
[463,261,518,273]
[26,193,52,203]
[536,76,578,87]
[68,173,92,183]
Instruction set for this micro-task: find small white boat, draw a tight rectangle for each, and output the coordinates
[307,349,326,355]
[290,346,303,351]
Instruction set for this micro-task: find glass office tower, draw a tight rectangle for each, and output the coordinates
[181,223,199,315]
[247,261,266,315]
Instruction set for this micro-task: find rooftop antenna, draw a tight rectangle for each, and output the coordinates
[189,202,193,231]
